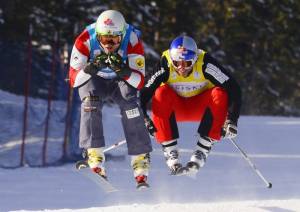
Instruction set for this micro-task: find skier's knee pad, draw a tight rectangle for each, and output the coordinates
[82,96,100,112]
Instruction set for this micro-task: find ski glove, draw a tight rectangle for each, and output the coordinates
[84,53,109,76]
[83,62,98,76]
[222,119,238,139]
[144,116,157,136]
[94,53,109,68]
[108,53,132,78]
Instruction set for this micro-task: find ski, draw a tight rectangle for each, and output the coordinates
[76,160,118,193]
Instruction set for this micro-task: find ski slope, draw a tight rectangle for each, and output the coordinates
[1,90,300,212]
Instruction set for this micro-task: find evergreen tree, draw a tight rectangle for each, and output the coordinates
[0,0,299,115]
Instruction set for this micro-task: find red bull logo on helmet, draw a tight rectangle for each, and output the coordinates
[177,46,187,53]
[176,46,188,59]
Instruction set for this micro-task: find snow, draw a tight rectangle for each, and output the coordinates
[1,90,300,212]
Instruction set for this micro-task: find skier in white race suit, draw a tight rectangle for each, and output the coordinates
[69,10,152,187]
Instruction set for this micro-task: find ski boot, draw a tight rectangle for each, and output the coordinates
[86,148,106,179]
[162,141,188,176]
[186,136,212,174]
[131,153,150,189]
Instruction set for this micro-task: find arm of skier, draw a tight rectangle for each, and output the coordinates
[140,56,169,117]
[140,56,169,135]
[202,53,242,136]
[69,29,91,87]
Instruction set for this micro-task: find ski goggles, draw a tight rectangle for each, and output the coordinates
[98,34,122,46]
[172,60,193,69]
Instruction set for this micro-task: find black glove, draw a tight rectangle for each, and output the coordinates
[108,53,132,78]
[222,119,238,139]
[84,53,109,76]
[83,62,98,76]
[144,115,157,136]
[94,53,109,68]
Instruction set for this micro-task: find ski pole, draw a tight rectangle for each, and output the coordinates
[229,138,272,188]
[81,140,127,159]
[103,139,127,153]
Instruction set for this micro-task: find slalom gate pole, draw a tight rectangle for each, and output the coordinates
[62,82,72,158]
[42,31,58,166]
[62,43,71,159]
[103,140,127,153]
[20,23,33,166]
[229,138,272,188]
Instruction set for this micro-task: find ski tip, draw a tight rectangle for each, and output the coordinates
[75,160,88,170]
[268,182,272,188]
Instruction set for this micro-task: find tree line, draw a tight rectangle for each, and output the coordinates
[0,0,299,116]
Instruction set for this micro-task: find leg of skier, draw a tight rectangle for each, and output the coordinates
[77,78,108,178]
[187,87,228,173]
[187,136,212,173]
[113,80,152,188]
[152,86,228,175]
[151,85,189,175]
[152,85,178,172]
[161,140,186,175]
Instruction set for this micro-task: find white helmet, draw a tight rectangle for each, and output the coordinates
[95,10,126,36]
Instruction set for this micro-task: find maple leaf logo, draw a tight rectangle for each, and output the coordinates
[104,18,114,26]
